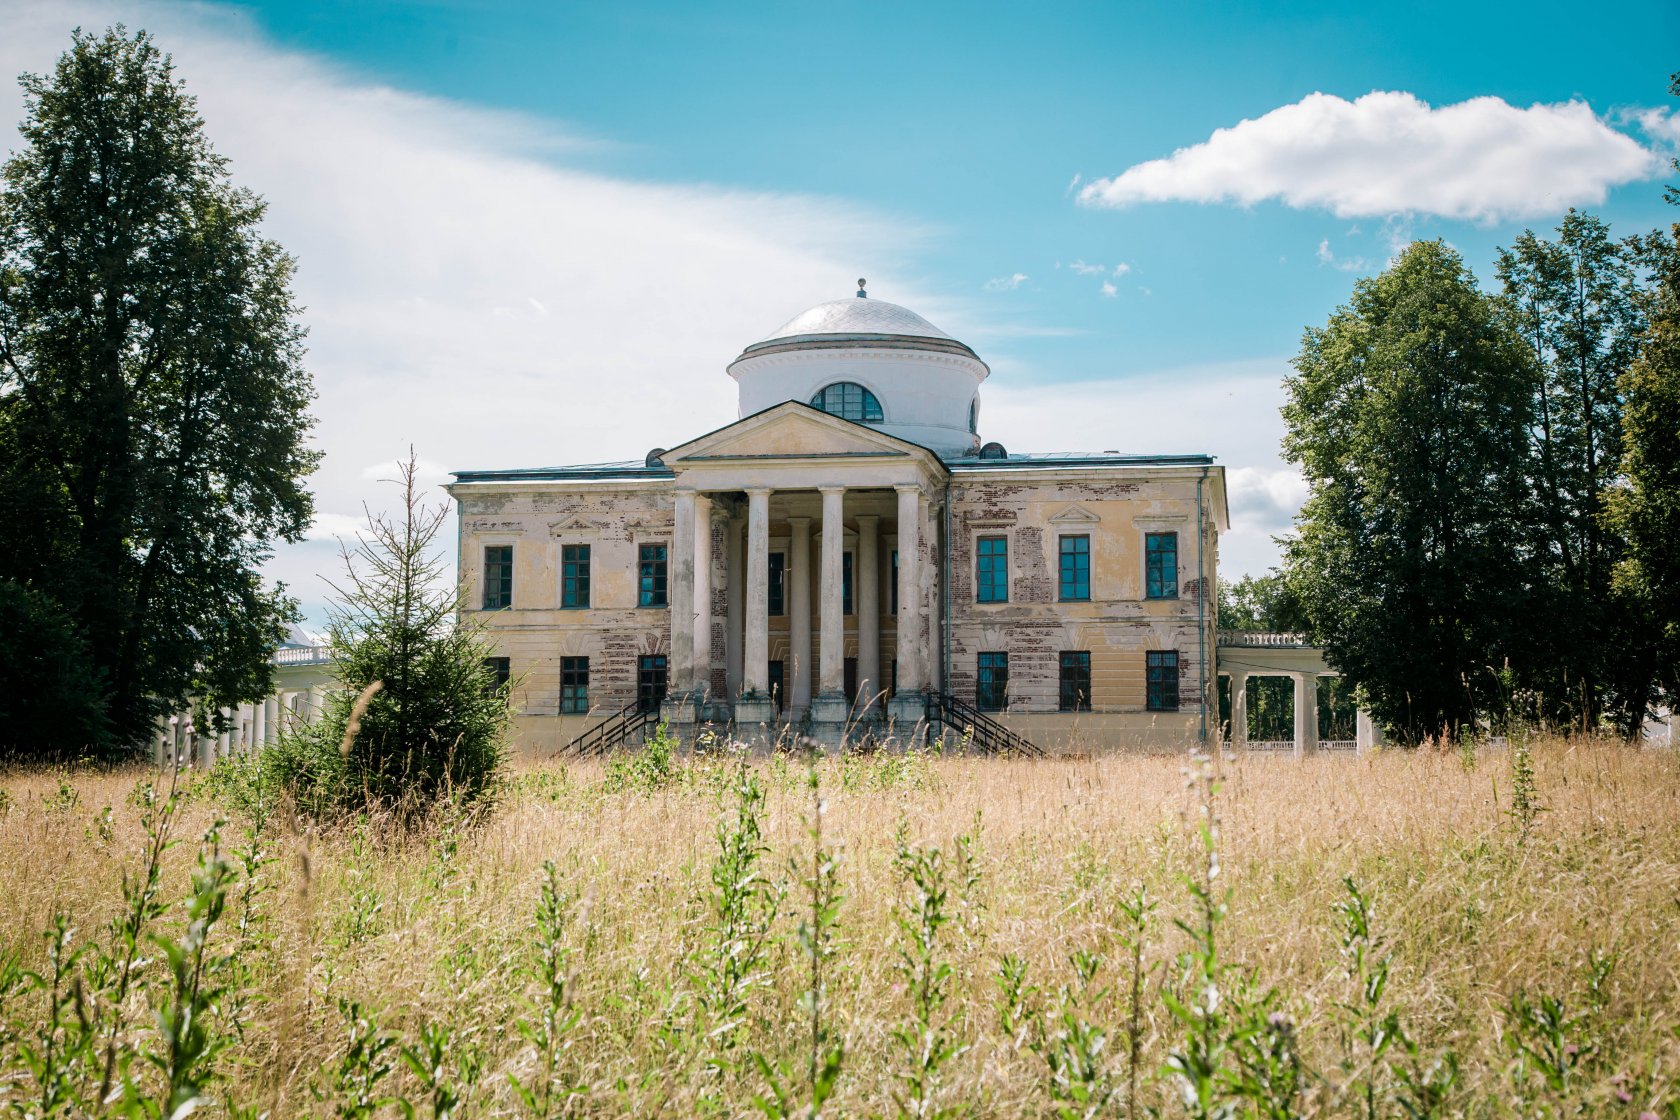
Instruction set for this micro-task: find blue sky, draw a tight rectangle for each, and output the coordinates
[5,0,1677,628]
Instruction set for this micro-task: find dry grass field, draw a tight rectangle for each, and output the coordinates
[1,737,1678,1118]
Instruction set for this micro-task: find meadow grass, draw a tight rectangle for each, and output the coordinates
[0,736,1676,1117]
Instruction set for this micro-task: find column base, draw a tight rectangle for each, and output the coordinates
[885,694,932,750]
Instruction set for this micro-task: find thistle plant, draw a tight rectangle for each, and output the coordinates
[400,1018,483,1120]
[755,761,845,1119]
[1115,883,1157,1117]
[1161,753,1235,1120]
[890,832,964,1120]
[1336,876,1400,1120]
[696,763,782,1067]
[1034,949,1116,1120]
[16,914,94,1117]
[510,860,582,1118]
[317,997,403,1119]
[1508,732,1543,840]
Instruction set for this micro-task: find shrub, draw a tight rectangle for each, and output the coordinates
[265,453,509,820]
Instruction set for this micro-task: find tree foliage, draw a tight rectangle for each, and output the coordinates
[266,453,509,819]
[1607,225,1680,708]
[0,578,110,758]
[0,27,318,754]
[1496,210,1658,733]
[1217,571,1306,634]
[1282,241,1538,744]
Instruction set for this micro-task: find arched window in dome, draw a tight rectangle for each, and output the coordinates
[968,397,979,434]
[810,382,884,423]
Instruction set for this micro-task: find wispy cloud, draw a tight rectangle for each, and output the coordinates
[2,1,939,622]
[1079,91,1660,222]
[1315,238,1369,273]
[984,272,1029,291]
[1100,280,1118,297]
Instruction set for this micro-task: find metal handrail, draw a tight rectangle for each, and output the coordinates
[924,692,1045,757]
[567,700,652,756]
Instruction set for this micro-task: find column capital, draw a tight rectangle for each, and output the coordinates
[744,486,773,498]
[817,484,847,497]
[855,513,880,525]
[894,482,924,495]
[787,514,811,526]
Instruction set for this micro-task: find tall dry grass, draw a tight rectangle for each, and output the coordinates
[0,736,1677,1117]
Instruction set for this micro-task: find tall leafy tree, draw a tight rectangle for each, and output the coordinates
[1282,241,1538,745]
[1496,210,1651,731]
[1608,224,1680,713]
[0,28,317,753]
[1216,570,1307,633]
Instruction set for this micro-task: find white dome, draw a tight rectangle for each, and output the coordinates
[759,297,951,343]
[729,291,988,458]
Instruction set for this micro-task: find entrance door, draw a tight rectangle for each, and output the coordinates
[637,655,668,714]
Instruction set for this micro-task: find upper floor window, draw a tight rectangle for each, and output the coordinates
[810,382,883,422]
[482,656,511,697]
[639,543,668,607]
[482,545,512,610]
[1145,532,1179,600]
[1059,535,1090,601]
[976,536,1008,603]
[968,397,978,434]
[769,552,786,616]
[561,544,590,608]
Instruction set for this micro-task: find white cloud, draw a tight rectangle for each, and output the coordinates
[1099,280,1118,298]
[2,1,944,624]
[1111,262,1131,277]
[1315,238,1368,273]
[1069,259,1107,276]
[1078,91,1661,222]
[984,272,1029,291]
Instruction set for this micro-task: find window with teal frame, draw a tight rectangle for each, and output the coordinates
[1145,532,1178,599]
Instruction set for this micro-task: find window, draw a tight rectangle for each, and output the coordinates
[560,656,589,713]
[1059,651,1092,712]
[637,655,668,713]
[482,656,510,696]
[890,550,898,614]
[977,652,1009,711]
[1146,650,1179,712]
[968,397,978,434]
[976,536,1008,603]
[1145,532,1178,599]
[843,552,854,615]
[768,552,786,616]
[844,657,858,703]
[561,544,590,608]
[638,543,668,607]
[890,658,897,697]
[482,545,512,610]
[1059,535,1090,601]
[768,660,785,711]
[810,382,883,422]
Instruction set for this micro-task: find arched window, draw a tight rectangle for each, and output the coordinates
[810,382,883,423]
[969,397,979,433]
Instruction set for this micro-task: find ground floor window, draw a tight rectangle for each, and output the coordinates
[560,656,589,714]
[1059,651,1092,712]
[768,659,785,712]
[638,654,668,714]
[482,656,510,697]
[1146,650,1179,712]
[977,651,1009,711]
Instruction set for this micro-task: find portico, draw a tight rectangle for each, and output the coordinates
[653,401,946,744]
[1216,631,1382,755]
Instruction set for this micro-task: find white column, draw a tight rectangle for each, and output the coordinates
[922,495,941,694]
[895,485,925,693]
[1356,707,1382,753]
[252,700,266,752]
[1293,673,1319,757]
[692,495,714,700]
[856,514,880,713]
[788,515,813,711]
[217,707,232,760]
[308,686,326,725]
[743,489,771,696]
[670,490,697,693]
[818,487,846,698]
[1229,671,1249,749]
[264,696,280,742]
[726,517,744,700]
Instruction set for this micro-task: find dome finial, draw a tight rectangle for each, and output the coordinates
[856,278,867,299]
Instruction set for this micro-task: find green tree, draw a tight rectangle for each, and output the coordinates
[1282,241,1538,745]
[1607,225,1680,712]
[0,28,317,754]
[1496,210,1653,732]
[0,579,110,758]
[267,453,509,819]
[1217,571,1307,633]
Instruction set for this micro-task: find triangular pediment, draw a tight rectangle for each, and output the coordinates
[664,401,924,464]
[1049,504,1101,524]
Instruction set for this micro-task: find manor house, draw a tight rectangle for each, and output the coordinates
[445,283,1231,754]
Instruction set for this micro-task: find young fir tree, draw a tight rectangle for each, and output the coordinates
[1282,241,1539,744]
[0,28,318,754]
[269,453,509,818]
